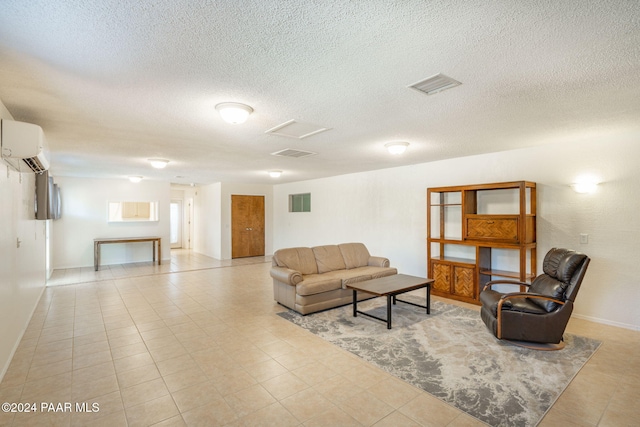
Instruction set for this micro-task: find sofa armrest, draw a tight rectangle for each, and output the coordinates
[270,267,303,286]
[368,256,390,268]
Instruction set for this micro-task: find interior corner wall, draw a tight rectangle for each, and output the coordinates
[220,183,273,260]
[193,182,222,259]
[0,100,47,380]
[51,177,171,270]
[273,135,640,331]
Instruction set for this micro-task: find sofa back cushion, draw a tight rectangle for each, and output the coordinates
[273,247,318,275]
[339,243,370,269]
[312,245,346,274]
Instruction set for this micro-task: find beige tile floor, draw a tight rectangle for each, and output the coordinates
[1,250,639,426]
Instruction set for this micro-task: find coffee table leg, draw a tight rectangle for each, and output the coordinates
[426,284,430,314]
[387,295,392,329]
[353,290,357,317]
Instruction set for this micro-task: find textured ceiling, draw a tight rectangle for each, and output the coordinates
[0,0,639,185]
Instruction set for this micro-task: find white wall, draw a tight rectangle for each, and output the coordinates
[193,182,222,259]
[52,177,171,269]
[273,135,640,331]
[0,101,47,379]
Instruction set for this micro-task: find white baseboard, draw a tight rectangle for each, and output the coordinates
[573,313,640,331]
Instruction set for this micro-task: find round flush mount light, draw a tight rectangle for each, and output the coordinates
[148,158,169,169]
[129,176,143,183]
[385,141,410,155]
[268,170,282,178]
[215,102,253,124]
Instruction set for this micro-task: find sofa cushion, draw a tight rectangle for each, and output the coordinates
[339,243,371,269]
[312,245,346,274]
[296,274,342,296]
[274,247,318,275]
[339,266,397,288]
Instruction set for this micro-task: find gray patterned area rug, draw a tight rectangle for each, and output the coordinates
[277,297,601,427]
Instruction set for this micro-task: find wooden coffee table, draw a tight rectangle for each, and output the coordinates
[346,274,434,329]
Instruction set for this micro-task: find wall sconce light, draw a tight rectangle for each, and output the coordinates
[268,170,282,178]
[129,176,143,183]
[215,102,253,124]
[385,141,409,155]
[571,176,600,194]
[148,158,169,169]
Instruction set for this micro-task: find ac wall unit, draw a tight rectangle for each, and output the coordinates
[1,119,49,173]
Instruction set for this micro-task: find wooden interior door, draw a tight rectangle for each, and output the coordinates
[231,195,265,258]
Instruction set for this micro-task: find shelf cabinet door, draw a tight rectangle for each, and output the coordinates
[431,261,476,299]
[432,262,452,293]
[453,265,475,298]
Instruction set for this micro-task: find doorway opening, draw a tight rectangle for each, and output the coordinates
[170,200,183,249]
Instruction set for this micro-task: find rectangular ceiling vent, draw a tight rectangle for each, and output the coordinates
[271,148,317,158]
[265,120,330,139]
[408,73,461,96]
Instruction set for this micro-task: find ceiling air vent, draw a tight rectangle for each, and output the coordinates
[271,148,317,158]
[408,73,461,96]
[265,120,330,139]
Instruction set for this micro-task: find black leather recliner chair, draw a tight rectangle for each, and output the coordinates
[479,248,590,350]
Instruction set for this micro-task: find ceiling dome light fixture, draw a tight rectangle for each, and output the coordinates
[129,176,143,183]
[148,158,169,169]
[215,102,253,124]
[385,141,410,155]
[268,170,282,178]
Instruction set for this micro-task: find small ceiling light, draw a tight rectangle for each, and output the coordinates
[129,176,143,183]
[215,102,253,124]
[148,158,169,169]
[268,170,282,178]
[385,141,409,155]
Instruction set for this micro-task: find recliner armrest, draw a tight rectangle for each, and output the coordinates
[270,267,303,286]
[482,280,531,292]
[501,292,565,306]
[368,256,390,268]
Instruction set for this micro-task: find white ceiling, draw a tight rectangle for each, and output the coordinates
[1,1,639,185]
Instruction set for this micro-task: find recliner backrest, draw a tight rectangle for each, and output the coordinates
[529,248,589,312]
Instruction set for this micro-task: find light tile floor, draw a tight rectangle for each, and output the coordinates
[1,251,639,426]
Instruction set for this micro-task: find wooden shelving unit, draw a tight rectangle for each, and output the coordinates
[427,181,536,305]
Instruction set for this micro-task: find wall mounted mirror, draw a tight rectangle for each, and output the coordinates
[108,201,158,222]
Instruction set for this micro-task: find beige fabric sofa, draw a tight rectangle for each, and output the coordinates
[271,243,397,315]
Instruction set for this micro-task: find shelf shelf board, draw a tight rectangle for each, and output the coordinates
[479,269,536,280]
[464,240,537,249]
[430,203,462,207]
[427,238,466,245]
[430,256,476,266]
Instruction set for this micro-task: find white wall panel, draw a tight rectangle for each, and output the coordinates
[0,101,46,380]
